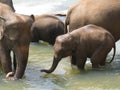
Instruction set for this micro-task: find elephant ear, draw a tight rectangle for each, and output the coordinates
[0,16,6,40]
[30,14,35,21]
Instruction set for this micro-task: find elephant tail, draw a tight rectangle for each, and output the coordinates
[108,35,116,63]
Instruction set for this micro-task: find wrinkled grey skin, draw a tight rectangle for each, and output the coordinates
[31,14,64,45]
[41,24,116,73]
[0,0,15,11]
[0,3,34,80]
[65,0,120,42]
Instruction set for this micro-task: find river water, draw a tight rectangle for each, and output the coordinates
[1,0,120,90]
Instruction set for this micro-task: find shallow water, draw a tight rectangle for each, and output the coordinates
[1,0,120,90]
[1,42,120,90]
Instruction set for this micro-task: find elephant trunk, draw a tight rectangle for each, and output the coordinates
[41,56,61,73]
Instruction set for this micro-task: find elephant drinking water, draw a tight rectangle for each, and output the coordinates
[41,24,116,73]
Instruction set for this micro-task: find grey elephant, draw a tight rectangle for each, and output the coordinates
[31,14,64,45]
[65,0,120,42]
[41,24,116,73]
[0,3,34,80]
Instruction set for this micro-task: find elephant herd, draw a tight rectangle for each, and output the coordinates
[0,0,120,80]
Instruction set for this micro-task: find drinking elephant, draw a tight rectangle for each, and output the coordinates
[31,14,64,45]
[0,3,34,80]
[65,0,120,41]
[0,0,15,11]
[41,24,116,73]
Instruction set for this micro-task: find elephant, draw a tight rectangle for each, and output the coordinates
[0,0,15,11]
[65,0,120,42]
[41,24,116,73]
[31,14,64,45]
[0,3,34,80]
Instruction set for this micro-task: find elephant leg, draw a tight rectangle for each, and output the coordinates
[12,45,29,80]
[48,38,54,45]
[70,54,77,65]
[75,51,87,70]
[91,46,109,68]
[0,49,12,74]
[99,49,112,66]
[76,58,87,70]
[13,52,16,71]
[74,48,87,70]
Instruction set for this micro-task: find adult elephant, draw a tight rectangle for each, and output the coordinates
[0,0,15,11]
[41,24,116,73]
[31,14,64,45]
[65,0,120,41]
[0,3,34,80]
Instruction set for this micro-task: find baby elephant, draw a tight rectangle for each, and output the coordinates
[41,24,116,73]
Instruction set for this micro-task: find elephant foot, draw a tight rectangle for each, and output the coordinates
[92,63,99,68]
[40,69,52,73]
[99,62,105,66]
[6,72,17,80]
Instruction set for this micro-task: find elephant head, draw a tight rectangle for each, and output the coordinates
[0,16,21,41]
[41,33,78,73]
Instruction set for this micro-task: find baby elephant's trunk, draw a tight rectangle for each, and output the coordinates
[41,56,61,73]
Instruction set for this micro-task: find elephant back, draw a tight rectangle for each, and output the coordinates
[66,0,120,41]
